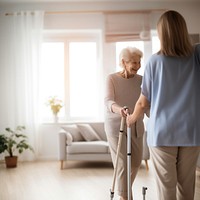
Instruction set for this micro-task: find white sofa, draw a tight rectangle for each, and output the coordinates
[58,122,150,170]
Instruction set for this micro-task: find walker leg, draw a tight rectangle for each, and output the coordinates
[127,127,132,200]
[142,187,148,200]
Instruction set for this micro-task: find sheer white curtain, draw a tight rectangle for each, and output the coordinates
[0,11,44,160]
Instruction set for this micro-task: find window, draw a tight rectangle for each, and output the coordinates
[40,33,102,122]
[151,30,160,54]
[40,42,65,119]
[69,42,99,118]
[40,32,156,123]
[152,36,160,54]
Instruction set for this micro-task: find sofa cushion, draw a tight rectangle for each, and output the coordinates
[67,141,109,154]
[62,125,84,141]
[77,124,101,141]
[65,132,73,145]
[59,129,73,145]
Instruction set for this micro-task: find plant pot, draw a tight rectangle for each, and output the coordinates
[5,156,18,168]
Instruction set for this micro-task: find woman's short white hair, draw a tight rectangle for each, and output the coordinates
[119,47,143,67]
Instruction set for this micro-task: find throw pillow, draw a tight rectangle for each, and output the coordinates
[62,124,84,141]
[77,124,101,141]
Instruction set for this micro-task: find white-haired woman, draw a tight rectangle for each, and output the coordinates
[104,47,148,200]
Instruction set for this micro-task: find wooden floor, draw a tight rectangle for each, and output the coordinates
[0,160,200,200]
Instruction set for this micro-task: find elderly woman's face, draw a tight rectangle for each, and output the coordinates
[124,54,141,76]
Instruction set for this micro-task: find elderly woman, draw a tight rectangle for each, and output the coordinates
[104,47,147,200]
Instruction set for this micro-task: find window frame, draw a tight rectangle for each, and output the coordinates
[41,30,103,122]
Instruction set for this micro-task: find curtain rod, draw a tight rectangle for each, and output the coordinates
[5,9,166,16]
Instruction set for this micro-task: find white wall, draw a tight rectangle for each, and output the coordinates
[0,1,200,160]
[37,124,61,160]
[1,1,200,32]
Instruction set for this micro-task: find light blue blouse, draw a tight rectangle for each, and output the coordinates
[142,44,200,146]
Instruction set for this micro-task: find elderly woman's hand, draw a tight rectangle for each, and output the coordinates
[120,107,128,118]
[120,106,129,117]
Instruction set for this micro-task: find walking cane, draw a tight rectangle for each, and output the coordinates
[110,115,126,200]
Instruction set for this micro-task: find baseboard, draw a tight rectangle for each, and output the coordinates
[36,155,58,161]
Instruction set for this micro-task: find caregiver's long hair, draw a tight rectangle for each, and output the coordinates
[157,10,193,57]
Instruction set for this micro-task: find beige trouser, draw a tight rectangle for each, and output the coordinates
[107,126,143,199]
[150,146,200,200]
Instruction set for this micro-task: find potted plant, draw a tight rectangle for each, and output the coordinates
[0,126,34,168]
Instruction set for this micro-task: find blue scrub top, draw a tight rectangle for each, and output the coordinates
[142,44,200,146]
